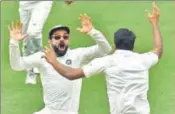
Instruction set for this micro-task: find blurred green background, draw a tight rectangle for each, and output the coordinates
[1,1,175,114]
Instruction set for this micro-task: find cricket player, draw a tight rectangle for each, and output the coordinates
[42,3,162,114]
[19,0,73,84]
[8,14,112,114]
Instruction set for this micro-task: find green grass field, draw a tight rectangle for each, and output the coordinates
[1,1,175,114]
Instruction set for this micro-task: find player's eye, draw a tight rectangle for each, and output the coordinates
[63,35,69,40]
[52,35,69,40]
[53,36,61,40]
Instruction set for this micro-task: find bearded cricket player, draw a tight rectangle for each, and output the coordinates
[8,14,111,114]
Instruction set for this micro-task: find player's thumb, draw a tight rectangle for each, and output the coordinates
[76,28,83,32]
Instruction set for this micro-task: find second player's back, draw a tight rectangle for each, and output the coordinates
[105,50,158,91]
[103,50,158,114]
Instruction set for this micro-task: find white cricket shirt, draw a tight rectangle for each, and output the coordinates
[9,28,112,113]
[83,50,159,114]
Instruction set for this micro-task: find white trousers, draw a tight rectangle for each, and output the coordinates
[33,107,78,114]
[19,1,53,56]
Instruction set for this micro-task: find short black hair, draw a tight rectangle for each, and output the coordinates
[114,28,136,50]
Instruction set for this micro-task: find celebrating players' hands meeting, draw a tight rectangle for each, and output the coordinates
[8,20,28,41]
[77,14,93,34]
[42,41,57,65]
[145,2,160,25]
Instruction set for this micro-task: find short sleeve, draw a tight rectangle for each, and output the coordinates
[140,52,159,69]
[82,56,109,77]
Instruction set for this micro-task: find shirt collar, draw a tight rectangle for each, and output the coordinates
[114,49,133,55]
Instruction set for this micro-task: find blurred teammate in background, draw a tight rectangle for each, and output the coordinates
[19,0,73,84]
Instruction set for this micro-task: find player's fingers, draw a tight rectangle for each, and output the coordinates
[41,55,47,60]
[20,22,23,29]
[145,9,152,17]
[42,49,47,55]
[76,28,83,32]
[12,21,14,30]
[44,46,51,53]
[8,25,12,32]
[79,15,84,24]
[18,20,21,29]
[20,23,23,32]
[44,46,50,50]
[83,13,88,19]
[81,14,87,21]
[80,14,83,20]
[83,14,92,25]
[87,16,92,23]
[22,34,28,39]
[16,20,18,29]
[41,55,45,58]
[15,20,17,29]
[48,40,54,51]
[84,13,90,19]
[83,13,89,22]
[17,20,20,29]
[152,2,160,15]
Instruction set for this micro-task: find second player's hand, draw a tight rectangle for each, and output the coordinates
[42,41,57,65]
[77,14,93,34]
[8,20,28,41]
[145,2,160,25]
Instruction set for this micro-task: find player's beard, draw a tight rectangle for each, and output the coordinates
[53,45,68,57]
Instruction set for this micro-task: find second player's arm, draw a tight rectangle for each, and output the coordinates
[49,55,107,80]
[80,28,112,63]
[152,23,163,58]
[77,14,112,64]
[51,61,85,80]
[146,2,163,58]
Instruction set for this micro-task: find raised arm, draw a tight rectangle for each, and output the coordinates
[9,21,41,71]
[145,2,163,58]
[77,14,112,64]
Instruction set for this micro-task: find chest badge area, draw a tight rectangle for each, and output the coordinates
[66,59,72,65]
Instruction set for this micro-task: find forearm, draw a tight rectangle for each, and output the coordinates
[9,39,25,71]
[89,28,112,55]
[51,61,84,80]
[152,23,163,58]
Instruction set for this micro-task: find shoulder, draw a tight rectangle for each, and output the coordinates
[68,48,87,56]
[137,52,159,60]
[91,55,112,64]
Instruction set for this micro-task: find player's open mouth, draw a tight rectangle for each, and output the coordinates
[59,43,65,51]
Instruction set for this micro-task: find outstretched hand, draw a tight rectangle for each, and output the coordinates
[145,2,160,25]
[8,20,28,41]
[77,14,93,34]
[42,41,57,65]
